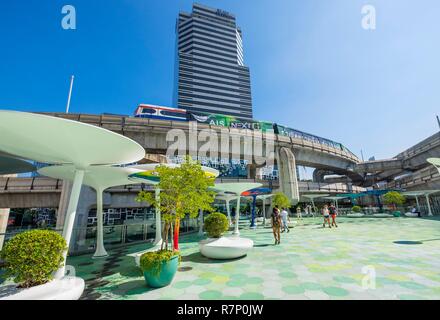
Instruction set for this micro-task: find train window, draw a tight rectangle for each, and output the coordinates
[141,108,156,114]
[160,110,186,118]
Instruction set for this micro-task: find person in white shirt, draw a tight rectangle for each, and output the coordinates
[281,208,290,233]
[322,204,331,228]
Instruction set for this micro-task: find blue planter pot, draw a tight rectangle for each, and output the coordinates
[143,255,179,288]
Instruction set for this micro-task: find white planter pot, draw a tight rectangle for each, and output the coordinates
[404,212,418,217]
[199,236,253,260]
[347,213,364,218]
[0,276,84,300]
[372,213,393,218]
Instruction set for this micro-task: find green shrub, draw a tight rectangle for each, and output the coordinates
[272,192,291,209]
[352,205,362,213]
[1,230,66,288]
[204,212,229,238]
[140,250,180,276]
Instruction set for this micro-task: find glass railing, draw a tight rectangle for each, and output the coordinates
[0,218,200,255]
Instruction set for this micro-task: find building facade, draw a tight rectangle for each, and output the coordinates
[173,3,253,120]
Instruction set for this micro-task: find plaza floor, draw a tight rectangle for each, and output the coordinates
[69,216,440,300]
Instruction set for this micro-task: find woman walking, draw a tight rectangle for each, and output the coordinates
[272,205,282,244]
[322,204,331,228]
[329,204,338,227]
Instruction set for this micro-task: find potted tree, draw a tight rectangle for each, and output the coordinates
[383,191,406,217]
[347,205,364,218]
[270,192,293,226]
[199,212,249,259]
[0,229,85,300]
[136,157,216,287]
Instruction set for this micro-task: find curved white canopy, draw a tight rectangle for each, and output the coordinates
[257,194,274,200]
[402,190,440,197]
[302,194,330,200]
[0,111,145,167]
[427,158,440,173]
[38,165,148,190]
[211,182,263,195]
[128,163,219,183]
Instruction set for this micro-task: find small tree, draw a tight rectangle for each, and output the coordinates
[204,212,229,238]
[272,192,291,210]
[383,191,406,211]
[136,157,216,251]
[1,230,66,288]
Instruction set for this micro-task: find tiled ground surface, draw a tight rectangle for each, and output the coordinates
[44,217,440,299]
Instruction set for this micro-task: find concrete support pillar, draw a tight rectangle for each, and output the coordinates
[0,208,10,251]
[276,147,300,204]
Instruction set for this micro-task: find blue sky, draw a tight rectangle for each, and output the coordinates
[1,0,439,160]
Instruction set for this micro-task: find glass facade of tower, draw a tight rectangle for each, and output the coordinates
[173,3,253,121]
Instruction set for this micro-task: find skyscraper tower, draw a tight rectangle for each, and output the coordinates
[173,3,253,120]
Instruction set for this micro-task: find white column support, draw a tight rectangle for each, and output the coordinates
[93,188,108,258]
[226,199,232,226]
[311,198,316,214]
[262,198,266,226]
[415,196,420,211]
[0,208,10,251]
[233,196,241,236]
[55,169,85,279]
[198,209,204,236]
[425,194,433,216]
[153,188,162,246]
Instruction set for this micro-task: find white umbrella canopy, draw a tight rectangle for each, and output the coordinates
[210,183,262,235]
[0,154,36,175]
[0,111,145,167]
[216,193,239,225]
[302,194,330,213]
[427,158,440,173]
[0,110,146,278]
[402,190,440,216]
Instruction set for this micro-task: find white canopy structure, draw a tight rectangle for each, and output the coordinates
[38,165,154,258]
[257,194,273,225]
[0,111,145,278]
[427,158,440,174]
[402,190,440,216]
[302,194,330,213]
[322,196,350,211]
[216,193,238,226]
[210,183,262,236]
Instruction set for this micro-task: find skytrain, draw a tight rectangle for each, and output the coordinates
[134,104,355,155]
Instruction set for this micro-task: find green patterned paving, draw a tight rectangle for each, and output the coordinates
[67,216,440,300]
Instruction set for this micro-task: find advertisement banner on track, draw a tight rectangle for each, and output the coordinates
[189,112,274,132]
